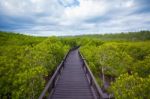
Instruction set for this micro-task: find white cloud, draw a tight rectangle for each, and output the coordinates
[125,0,135,8]
[60,0,109,25]
[0,0,150,36]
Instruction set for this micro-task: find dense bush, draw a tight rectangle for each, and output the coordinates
[78,33,150,98]
[111,73,150,99]
[0,31,150,99]
[0,32,70,98]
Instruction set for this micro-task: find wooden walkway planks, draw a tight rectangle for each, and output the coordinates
[50,49,94,99]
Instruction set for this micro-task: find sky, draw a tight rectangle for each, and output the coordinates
[0,0,150,36]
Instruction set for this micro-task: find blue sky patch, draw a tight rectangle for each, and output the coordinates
[58,0,79,7]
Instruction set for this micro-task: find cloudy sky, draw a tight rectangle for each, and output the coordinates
[0,0,150,36]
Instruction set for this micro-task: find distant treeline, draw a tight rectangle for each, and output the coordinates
[74,31,150,41]
[0,31,47,46]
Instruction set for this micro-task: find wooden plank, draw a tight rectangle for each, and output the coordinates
[39,47,113,99]
[50,49,94,99]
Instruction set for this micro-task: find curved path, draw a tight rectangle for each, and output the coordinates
[50,49,94,99]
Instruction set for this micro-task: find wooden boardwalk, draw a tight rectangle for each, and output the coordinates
[50,49,94,99]
[39,48,112,99]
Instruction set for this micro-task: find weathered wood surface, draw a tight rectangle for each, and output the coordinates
[50,49,94,99]
[39,48,113,99]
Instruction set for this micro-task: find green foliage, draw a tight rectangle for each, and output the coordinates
[75,31,150,41]
[133,54,150,78]
[0,31,46,46]
[0,32,70,98]
[97,43,133,77]
[77,32,150,98]
[0,31,150,99]
[111,73,150,99]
